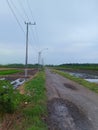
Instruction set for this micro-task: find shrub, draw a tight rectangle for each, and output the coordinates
[0,80,22,115]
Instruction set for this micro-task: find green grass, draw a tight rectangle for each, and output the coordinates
[0,69,22,75]
[12,71,48,130]
[53,69,98,93]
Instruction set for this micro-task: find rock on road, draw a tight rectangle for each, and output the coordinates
[45,68,98,130]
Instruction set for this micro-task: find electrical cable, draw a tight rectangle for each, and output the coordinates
[9,0,37,51]
[26,0,35,21]
[18,0,29,21]
[10,0,25,21]
[17,0,38,49]
[6,0,25,34]
[26,0,40,45]
[6,0,38,64]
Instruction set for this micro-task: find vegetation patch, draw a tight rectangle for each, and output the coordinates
[53,69,98,93]
[0,80,23,130]
[23,71,48,130]
[3,71,48,130]
[0,69,22,75]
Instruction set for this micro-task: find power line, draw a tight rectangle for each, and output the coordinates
[34,26,40,45]
[10,0,38,51]
[26,0,40,45]
[11,0,39,49]
[17,0,38,48]
[30,28,38,44]
[19,0,39,48]
[26,0,35,21]
[6,0,25,34]
[18,0,29,21]
[26,0,37,40]
[10,0,25,21]
[16,0,40,48]
[6,0,38,64]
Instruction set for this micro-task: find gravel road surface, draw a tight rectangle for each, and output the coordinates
[46,68,98,130]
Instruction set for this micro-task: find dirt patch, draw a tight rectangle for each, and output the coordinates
[47,98,93,130]
[17,85,25,94]
[64,83,77,90]
[0,69,38,81]
[0,110,24,130]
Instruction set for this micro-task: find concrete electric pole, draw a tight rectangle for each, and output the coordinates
[38,51,41,70]
[25,22,36,78]
[38,48,48,70]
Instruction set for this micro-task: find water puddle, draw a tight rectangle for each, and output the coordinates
[85,79,98,83]
[47,98,93,130]
[68,72,98,83]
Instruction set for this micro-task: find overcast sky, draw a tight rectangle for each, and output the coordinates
[0,0,98,65]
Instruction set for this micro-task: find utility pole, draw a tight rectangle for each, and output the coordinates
[42,58,44,68]
[38,48,48,70]
[25,22,36,78]
[38,51,41,70]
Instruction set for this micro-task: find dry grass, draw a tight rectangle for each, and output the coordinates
[0,109,24,130]
[17,85,25,95]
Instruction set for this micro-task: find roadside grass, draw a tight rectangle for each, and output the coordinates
[11,71,48,130]
[52,69,98,93]
[0,69,22,75]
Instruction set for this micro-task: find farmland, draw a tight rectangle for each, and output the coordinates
[0,69,23,75]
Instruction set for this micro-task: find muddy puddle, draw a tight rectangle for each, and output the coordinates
[60,69,98,83]
[66,72,98,83]
[64,83,77,90]
[47,98,93,130]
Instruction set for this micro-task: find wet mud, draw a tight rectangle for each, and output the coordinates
[64,83,77,90]
[47,98,93,130]
[61,69,98,79]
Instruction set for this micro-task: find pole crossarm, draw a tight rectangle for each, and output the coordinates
[25,21,36,25]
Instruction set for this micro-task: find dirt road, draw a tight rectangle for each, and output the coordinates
[45,68,98,130]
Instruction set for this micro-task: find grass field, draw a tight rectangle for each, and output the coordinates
[0,69,22,75]
[53,69,98,93]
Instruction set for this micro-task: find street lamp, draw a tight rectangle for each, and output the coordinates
[38,48,48,70]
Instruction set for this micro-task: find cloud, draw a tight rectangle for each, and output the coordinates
[0,0,98,64]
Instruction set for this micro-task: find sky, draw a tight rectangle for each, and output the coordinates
[0,0,98,65]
